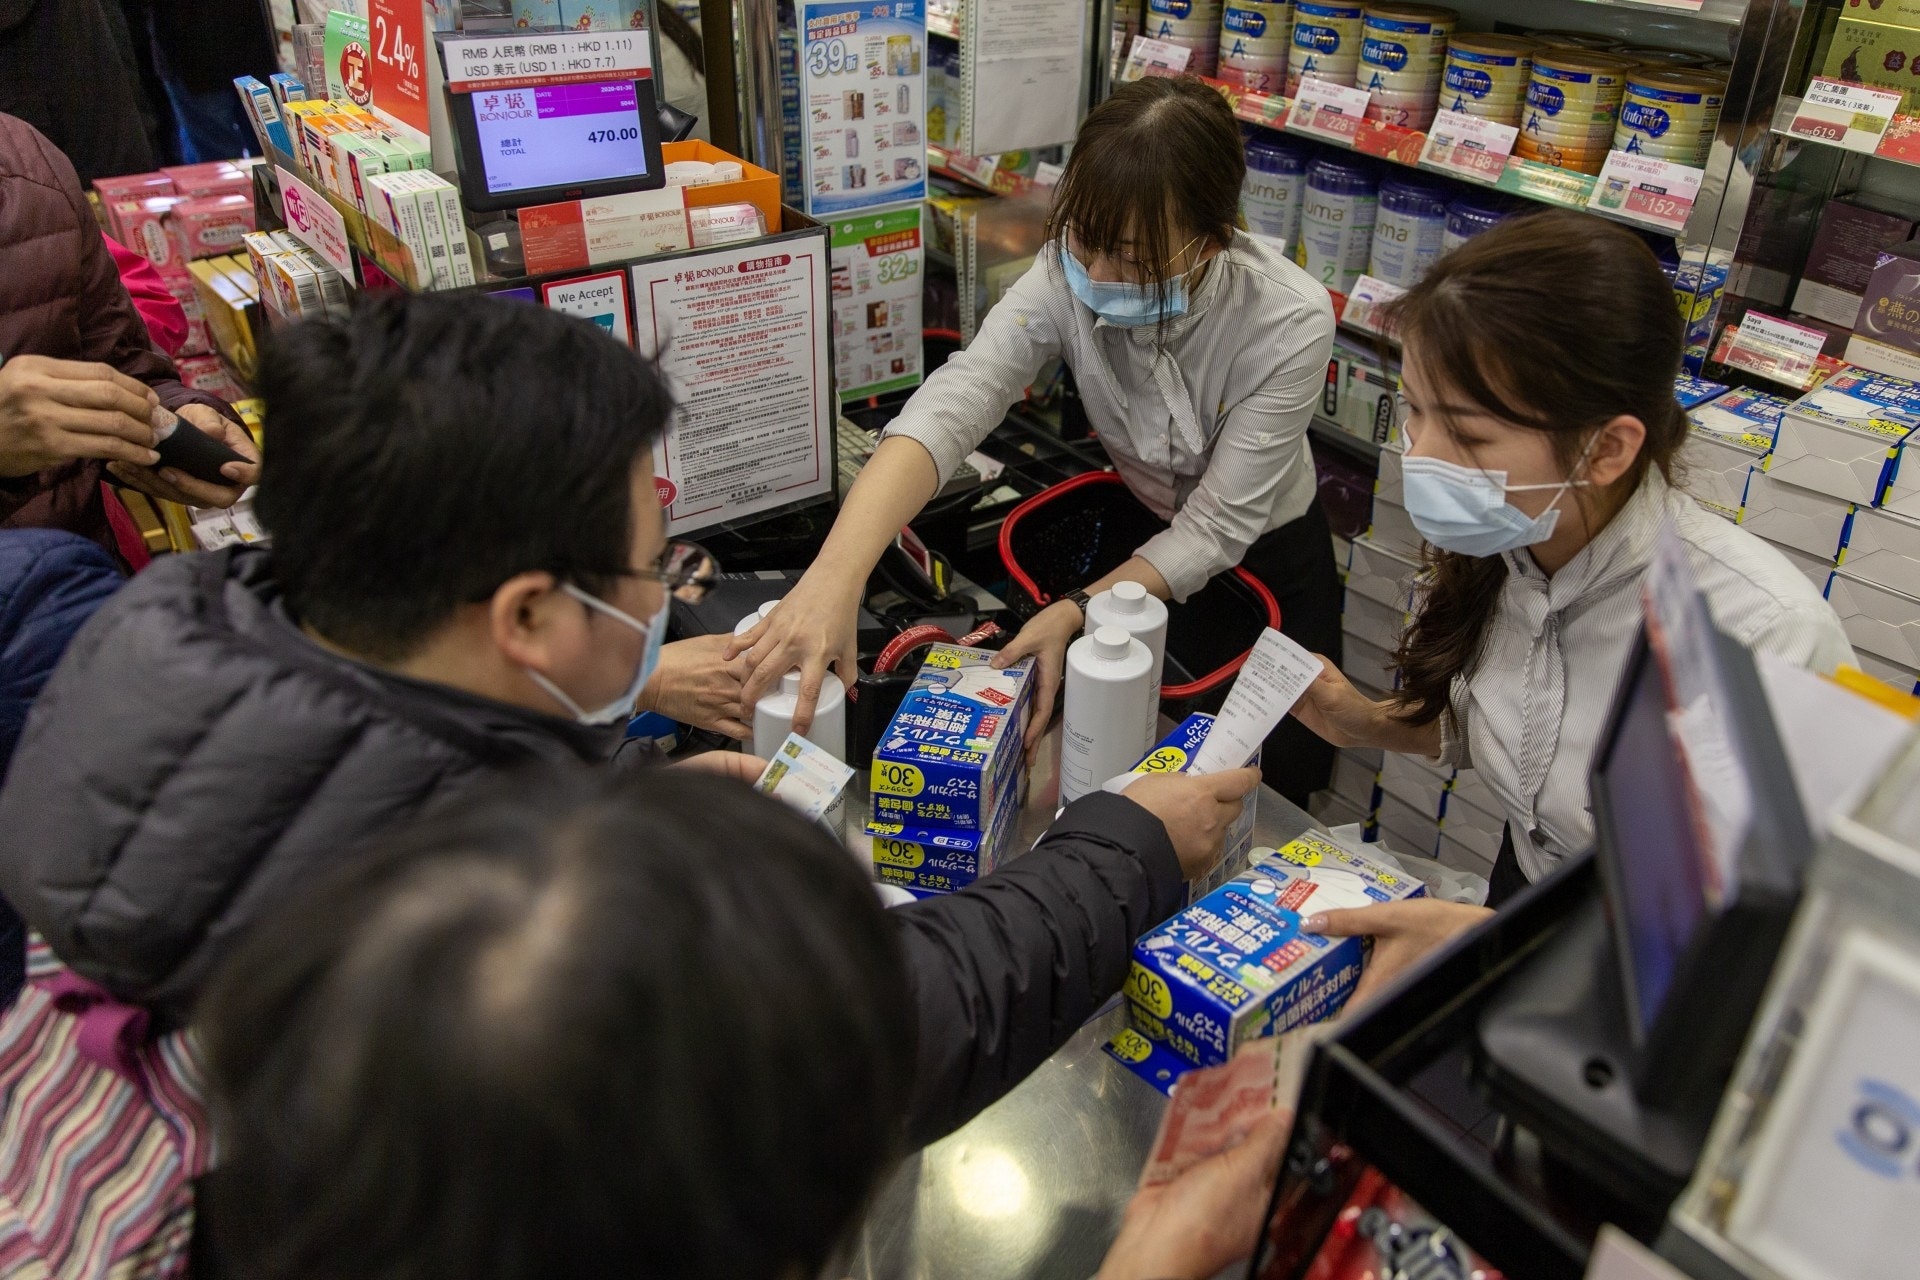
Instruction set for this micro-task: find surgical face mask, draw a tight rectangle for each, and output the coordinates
[1061,239,1200,328]
[1400,449,1593,558]
[527,583,667,725]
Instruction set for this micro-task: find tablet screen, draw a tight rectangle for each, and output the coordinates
[470,81,652,196]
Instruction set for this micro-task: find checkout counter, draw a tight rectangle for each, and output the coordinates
[834,724,1320,1280]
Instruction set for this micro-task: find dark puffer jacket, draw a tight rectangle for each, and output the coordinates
[0,113,235,558]
[0,546,1187,1146]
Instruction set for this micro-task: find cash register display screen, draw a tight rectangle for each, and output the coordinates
[470,82,651,195]
[1603,648,1711,1037]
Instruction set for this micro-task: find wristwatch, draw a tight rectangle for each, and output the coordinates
[1062,587,1093,623]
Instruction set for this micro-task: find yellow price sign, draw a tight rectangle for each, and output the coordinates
[871,838,927,869]
[1134,746,1188,775]
[1126,962,1174,1018]
[870,761,925,797]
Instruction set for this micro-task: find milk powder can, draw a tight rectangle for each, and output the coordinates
[1369,175,1449,288]
[1287,0,1364,93]
[1298,153,1379,293]
[1242,130,1311,254]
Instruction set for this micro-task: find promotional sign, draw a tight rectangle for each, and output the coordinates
[442,28,653,93]
[1789,78,1903,155]
[541,269,634,345]
[1724,310,1831,391]
[800,0,928,217]
[830,205,924,401]
[1420,111,1518,184]
[631,239,836,533]
[368,0,430,136]
[1288,78,1371,146]
[1587,150,1703,234]
[1121,35,1192,82]
[275,165,355,279]
[323,9,372,106]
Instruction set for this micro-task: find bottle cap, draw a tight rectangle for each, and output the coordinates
[1093,626,1132,660]
[781,670,804,698]
[1111,581,1148,612]
[758,599,782,619]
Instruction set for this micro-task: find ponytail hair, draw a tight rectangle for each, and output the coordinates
[1381,210,1689,726]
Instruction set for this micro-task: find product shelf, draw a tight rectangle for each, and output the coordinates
[1771,95,1920,170]
[927,11,960,40]
[927,144,1045,198]
[1563,0,1748,25]
[1310,416,1384,463]
[1213,78,1696,242]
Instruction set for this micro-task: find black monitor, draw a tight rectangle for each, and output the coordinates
[446,73,666,212]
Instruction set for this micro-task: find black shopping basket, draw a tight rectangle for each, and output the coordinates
[997,472,1281,716]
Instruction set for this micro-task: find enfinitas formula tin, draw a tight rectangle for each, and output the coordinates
[1614,68,1727,168]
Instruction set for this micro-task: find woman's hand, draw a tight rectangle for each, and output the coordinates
[639,635,752,740]
[727,570,861,737]
[108,405,260,509]
[991,600,1082,758]
[1095,1108,1292,1280]
[1304,899,1494,1008]
[1290,661,1388,749]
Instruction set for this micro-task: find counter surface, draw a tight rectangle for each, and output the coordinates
[833,730,1318,1280]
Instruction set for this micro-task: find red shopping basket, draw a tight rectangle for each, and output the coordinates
[998,472,1281,708]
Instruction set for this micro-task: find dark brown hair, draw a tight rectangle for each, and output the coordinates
[1382,209,1688,726]
[1043,75,1244,314]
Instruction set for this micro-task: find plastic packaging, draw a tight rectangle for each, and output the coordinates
[1060,626,1155,805]
[690,203,765,248]
[1369,175,1449,288]
[1298,154,1379,294]
[1086,581,1170,743]
[1241,131,1311,254]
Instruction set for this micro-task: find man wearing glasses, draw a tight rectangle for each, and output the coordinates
[0,292,1255,1148]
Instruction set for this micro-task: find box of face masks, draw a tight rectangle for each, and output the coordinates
[1119,834,1425,1072]
[1771,370,1920,506]
[1127,714,1261,901]
[1682,388,1790,520]
[867,780,1022,895]
[870,645,1034,831]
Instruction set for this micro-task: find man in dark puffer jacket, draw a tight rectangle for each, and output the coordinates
[0,292,1257,1148]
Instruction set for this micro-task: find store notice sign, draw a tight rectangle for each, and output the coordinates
[275,166,355,280]
[1288,78,1370,146]
[1587,150,1702,234]
[541,270,633,346]
[441,28,652,94]
[1420,112,1518,184]
[631,239,835,533]
[800,0,928,218]
[831,205,924,401]
[368,0,429,138]
[1790,79,1903,155]
[1724,311,1830,390]
[1121,36,1191,83]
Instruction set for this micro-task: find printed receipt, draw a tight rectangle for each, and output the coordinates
[753,733,855,823]
[1191,629,1325,776]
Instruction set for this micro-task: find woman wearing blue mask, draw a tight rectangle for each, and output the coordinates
[735,75,1342,803]
[1290,209,1852,913]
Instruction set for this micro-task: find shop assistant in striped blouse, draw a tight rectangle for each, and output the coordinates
[1289,211,1851,913]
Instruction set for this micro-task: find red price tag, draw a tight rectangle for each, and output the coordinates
[1789,117,1848,145]
[1418,112,1517,185]
[1588,151,1704,234]
[1625,187,1694,226]
[1288,78,1371,146]
[1309,104,1359,141]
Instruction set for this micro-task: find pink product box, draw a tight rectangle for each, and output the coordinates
[160,162,252,198]
[175,354,241,402]
[166,195,257,266]
[94,173,177,239]
[113,195,193,276]
[163,273,211,357]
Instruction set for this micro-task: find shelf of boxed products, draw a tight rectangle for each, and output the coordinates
[1211,77,1704,244]
[1772,95,1920,172]
[926,144,1049,199]
[926,9,960,40]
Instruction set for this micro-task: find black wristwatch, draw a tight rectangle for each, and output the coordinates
[1062,587,1093,623]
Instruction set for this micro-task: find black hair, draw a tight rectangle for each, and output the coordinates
[253,292,674,662]
[197,765,916,1280]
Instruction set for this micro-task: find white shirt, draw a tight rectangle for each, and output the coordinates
[883,232,1336,601]
[1438,475,1855,882]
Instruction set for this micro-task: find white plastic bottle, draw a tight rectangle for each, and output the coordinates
[753,670,850,827]
[1059,626,1154,806]
[1085,581,1169,743]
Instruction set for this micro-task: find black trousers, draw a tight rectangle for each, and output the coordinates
[1239,499,1344,807]
[1487,826,1529,908]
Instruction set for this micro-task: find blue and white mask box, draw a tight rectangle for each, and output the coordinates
[1774,370,1920,507]
[870,645,1034,831]
[1121,834,1424,1070]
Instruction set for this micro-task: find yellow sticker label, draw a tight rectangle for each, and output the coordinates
[871,837,928,869]
[1110,1028,1153,1063]
[1127,962,1174,1019]
[871,761,925,796]
[1278,842,1324,867]
[1133,746,1189,775]
[922,649,965,670]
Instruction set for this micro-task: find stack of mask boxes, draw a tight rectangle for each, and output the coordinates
[1127,713,1262,902]
[1105,833,1425,1089]
[864,645,1035,898]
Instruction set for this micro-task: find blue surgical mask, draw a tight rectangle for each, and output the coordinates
[1400,453,1592,558]
[1061,246,1191,328]
[527,584,668,725]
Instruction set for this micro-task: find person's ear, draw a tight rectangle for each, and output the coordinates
[1585,414,1646,488]
[488,571,569,674]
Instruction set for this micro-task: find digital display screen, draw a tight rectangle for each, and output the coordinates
[1602,646,1711,1037]
[470,82,650,195]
